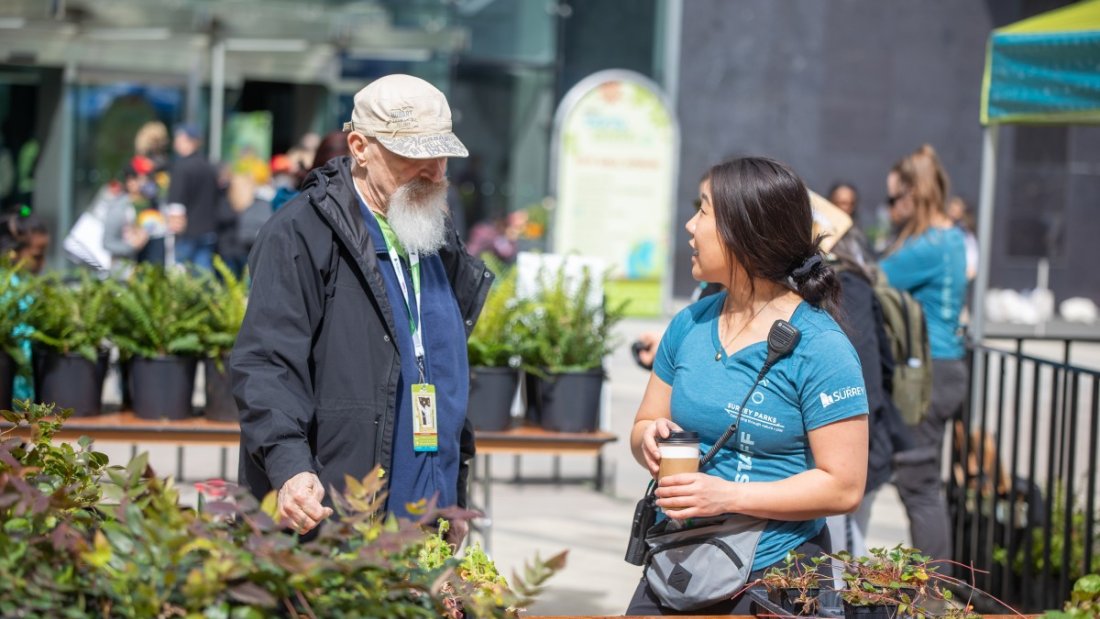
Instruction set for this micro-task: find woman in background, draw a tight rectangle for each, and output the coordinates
[879,144,968,564]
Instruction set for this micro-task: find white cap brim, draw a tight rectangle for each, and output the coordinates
[375,132,469,159]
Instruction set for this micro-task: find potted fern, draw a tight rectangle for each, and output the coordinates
[0,267,28,410]
[518,264,626,433]
[23,272,114,417]
[198,257,247,422]
[108,264,207,420]
[466,265,525,431]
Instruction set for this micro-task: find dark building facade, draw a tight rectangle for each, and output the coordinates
[670,0,1100,305]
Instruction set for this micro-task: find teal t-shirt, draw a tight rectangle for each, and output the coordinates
[653,294,868,571]
[880,227,968,360]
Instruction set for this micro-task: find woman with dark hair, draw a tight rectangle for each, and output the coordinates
[627,157,869,615]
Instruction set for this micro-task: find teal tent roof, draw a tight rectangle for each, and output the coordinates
[981,0,1100,124]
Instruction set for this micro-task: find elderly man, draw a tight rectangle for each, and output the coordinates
[231,75,492,544]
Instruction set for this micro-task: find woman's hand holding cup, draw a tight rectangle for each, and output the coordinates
[642,418,682,477]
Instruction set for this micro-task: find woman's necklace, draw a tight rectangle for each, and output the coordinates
[715,297,774,361]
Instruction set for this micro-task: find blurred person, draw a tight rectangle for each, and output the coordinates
[0,212,49,401]
[134,120,170,169]
[167,123,221,270]
[947,195,979,282]
[270,152,304,212]
[465,209,527,264]
[812,197,914,560]
[102,156,186,267]
[0,212,49,275]
[231,75,491,544]
[879,144,967,564]
[219,172,273,274]
[627,157,867,615]
[304,130,351,178]
[828,181,859,219]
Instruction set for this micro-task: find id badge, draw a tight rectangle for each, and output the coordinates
[411,383,439,452]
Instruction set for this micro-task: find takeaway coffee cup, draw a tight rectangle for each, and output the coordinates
[657,430,700,482]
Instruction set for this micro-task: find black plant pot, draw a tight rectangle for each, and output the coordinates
[0,350,13,411]
[843,602,902,619]
[203,357,238,422]
[524,372,541,426]
[32,348,109,417]
[467,367,519,431]
[129,355,197,420]
[537,369,603,433]
[770,587,821,616]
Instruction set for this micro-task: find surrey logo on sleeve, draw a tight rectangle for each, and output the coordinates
[819,385,865,408]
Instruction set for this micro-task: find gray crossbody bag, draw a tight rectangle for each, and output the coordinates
[626,320,801,611]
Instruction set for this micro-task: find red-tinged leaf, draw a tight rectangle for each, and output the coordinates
[228,582,278,607]
[202,500,240,517]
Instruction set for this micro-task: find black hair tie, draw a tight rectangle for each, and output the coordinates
[790,254,823,280]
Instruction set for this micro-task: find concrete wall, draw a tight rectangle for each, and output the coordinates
[671,0,1099,304]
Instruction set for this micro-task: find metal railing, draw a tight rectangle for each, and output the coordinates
[950,336,1100,612]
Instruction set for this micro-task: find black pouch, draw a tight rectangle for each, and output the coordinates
[625,481,657,565]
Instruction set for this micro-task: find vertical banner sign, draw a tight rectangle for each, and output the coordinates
[551,70,679,317]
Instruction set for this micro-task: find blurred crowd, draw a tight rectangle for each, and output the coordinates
[49,122,354,278]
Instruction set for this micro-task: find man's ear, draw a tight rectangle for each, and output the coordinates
[346,132,370,166]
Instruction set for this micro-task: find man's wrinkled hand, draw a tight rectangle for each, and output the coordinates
[277,471,334,534]
[445,518,469,550]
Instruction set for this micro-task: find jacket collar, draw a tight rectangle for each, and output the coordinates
[302,157,400,341]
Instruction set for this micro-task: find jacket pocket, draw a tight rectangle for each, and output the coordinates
[314,404,381,481]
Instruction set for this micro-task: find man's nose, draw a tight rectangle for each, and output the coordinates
[419,158,447,183]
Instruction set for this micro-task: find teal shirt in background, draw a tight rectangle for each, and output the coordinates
[653,294,868,571]
[880,227,968,360]
[9,273,33,402]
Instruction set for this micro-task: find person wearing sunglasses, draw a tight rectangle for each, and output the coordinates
[878,144,968,566]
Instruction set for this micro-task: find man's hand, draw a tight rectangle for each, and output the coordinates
[445,518,469,549]
[277,472,334,534]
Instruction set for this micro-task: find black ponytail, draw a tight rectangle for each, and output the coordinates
[789,250,842,315]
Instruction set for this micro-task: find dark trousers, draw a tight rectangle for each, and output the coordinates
[894,358,968,565]
[625,525,831,615]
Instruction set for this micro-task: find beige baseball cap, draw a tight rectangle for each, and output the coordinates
[342,74,469,159]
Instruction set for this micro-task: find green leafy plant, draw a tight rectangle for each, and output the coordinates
[106,263,208,358]
[516,261,627,373]
[995,482,1098,582]
[0,401,565,617]
[833,545,948,617]
[23,271,115,361]
[0,401,111,617]
[468,263,527,368]
[201,255,249,365]
[1044,574,1100,619]
[761,550,827,615]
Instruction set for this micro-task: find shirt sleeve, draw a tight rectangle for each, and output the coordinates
[653,308,691,385]
[797,329,869,430]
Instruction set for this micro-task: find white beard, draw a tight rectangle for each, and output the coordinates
[386,178,449,255]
